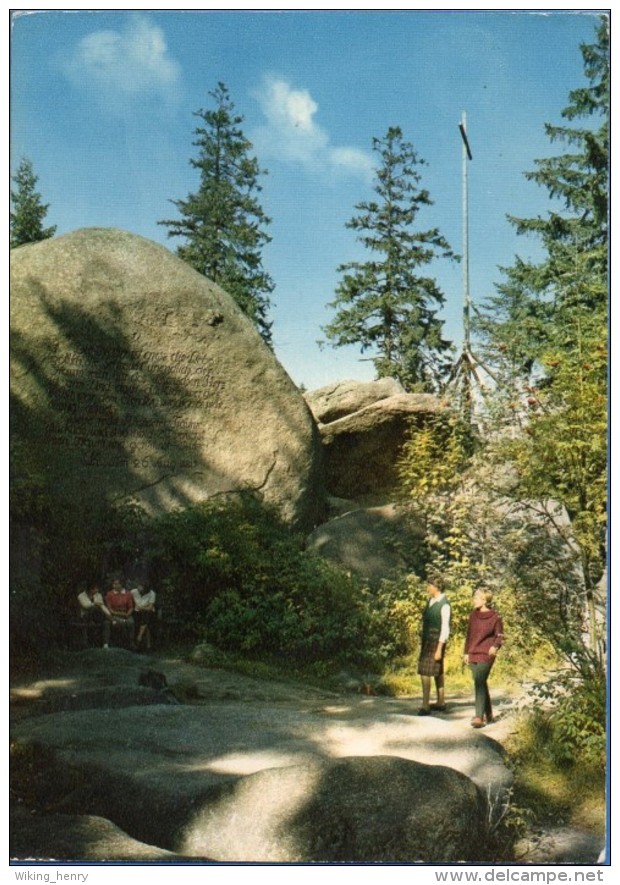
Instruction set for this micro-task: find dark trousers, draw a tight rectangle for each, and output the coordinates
[469,661,493,719]
[110,616,135,647]
[81,609,111,647]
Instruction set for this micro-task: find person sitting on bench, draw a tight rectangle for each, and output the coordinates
[77,583,112,648]
[104,578,135,649]
[131,583,156,651]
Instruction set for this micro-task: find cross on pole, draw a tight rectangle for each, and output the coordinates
[459,112,472,352]
[446,113,498,425]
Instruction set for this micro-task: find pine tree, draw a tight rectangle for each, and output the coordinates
[323,127,455,392]
[476,16,609,661]
[10,157,57,248]
[478,15,609,372]
[159,83,274,346]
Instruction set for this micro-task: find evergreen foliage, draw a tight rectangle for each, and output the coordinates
[147,496,404,669]
[323,127,455,391]
[475,16,608,662]
[395,17,608,767]
[159,83,274,345]
[10,157,57,248]
[477,15,608,373]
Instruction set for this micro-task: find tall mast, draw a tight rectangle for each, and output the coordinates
[447,114,497,425]
[459,111,473,354]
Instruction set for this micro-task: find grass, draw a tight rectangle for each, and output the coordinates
[503,711,606,839]
[379,646,522,698]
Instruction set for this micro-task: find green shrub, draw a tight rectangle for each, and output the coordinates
[147,495,374,666]
[531,665,607,770]
[361,576,424,664]
[504,701,606,835]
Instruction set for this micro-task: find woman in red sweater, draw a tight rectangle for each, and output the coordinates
[463,588,504,728]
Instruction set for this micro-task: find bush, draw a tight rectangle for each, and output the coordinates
[362,576,425,663]
[147,495,374,666]
[530,661,607,770]
[10,480,433,669]
[20,483,564,681]
[504,695,606,837]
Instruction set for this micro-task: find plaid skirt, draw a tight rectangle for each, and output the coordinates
[417,628,445,677]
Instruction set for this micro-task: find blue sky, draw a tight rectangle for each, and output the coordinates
[10,8,605,391]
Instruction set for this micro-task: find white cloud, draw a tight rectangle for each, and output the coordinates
[330,146,375,177]
[266,80,320,135]
[64,15,181,107]
[254,76,373,182]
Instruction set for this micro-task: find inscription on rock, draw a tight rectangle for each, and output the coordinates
[10,228,324,528]
[40,345,226,470]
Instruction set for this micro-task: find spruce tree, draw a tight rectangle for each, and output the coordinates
[478,15,609,372]
[323,127,455,392]
[476,16,609,660]
[159,83,274,345]
[10,157,57,248]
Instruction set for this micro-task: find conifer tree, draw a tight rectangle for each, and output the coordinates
[478,15,609,371]
[10,157,56,248]
[160,83,274,345]
[476,16,609,661]
[323,127,455,392]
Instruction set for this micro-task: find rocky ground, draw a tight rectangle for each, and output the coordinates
[10,646,604,864]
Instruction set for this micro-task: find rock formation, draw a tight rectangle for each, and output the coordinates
[10,805,177,863]
[10,228,325,531]
[304,379,441,501]
[181,756,487,862]
[306,503,425,585]
[11,651,505,863]
[304,377,404,425]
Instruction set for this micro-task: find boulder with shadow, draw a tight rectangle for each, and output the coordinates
[304,379,441,501]
[10,652,512,863]
[179,755,488,862]
[304,377,404,425]
[10,228,325,531]
[306,503,425,585]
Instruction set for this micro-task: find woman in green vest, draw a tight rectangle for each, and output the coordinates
[417,573,451,715]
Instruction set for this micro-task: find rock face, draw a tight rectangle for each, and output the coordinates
[304,377,404,425]
[302,380,440,579]
[11,648,513,862]
[306,384,441,500]
[306,503,425,585]
[10,805,177,863]
[10,228,325,530]
[181,756,487,863]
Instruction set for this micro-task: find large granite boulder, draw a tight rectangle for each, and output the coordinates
[304,377,404,425]
[11,649,514,862]
[310,389,441,500]
[10,805,179,863]
[10,228,325,530]
[306,503,425,585]
[180,756,487,863]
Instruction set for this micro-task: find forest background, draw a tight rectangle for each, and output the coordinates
[9,5,612,859]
